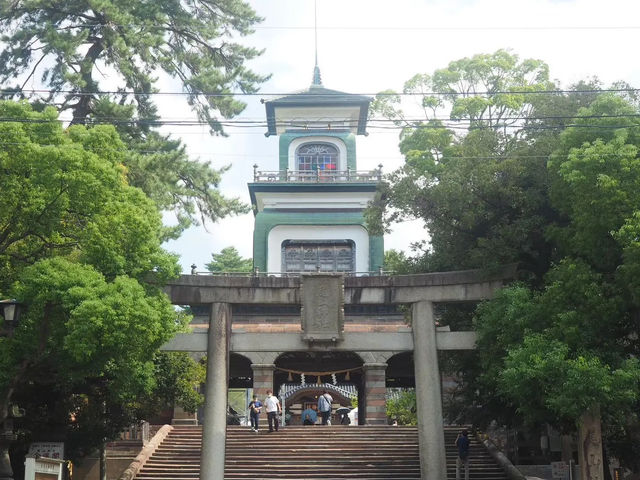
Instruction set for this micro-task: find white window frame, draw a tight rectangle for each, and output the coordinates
[287,136,346,172]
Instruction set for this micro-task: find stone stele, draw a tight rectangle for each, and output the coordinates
[300,274,344,343]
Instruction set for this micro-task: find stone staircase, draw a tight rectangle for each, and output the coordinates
[133,425,511,480]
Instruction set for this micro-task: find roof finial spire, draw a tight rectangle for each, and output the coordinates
[312,0,322,86]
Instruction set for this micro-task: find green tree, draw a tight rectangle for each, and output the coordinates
[382,249,412,274]
[0,0,267,231]
[0,101,200,465]
[472,109,640,467]
[372,51,640,469]
[369,50,557,278]
[205,246,252,273]
[386,390,417,426]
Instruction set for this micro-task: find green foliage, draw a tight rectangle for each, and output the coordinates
[0,0,266,128]
[0,101,179,290]
[0,0,264,231]
[499,336,639,428]
[386,390,417,425]
[369,51,557,277]
[205,246,253,273]
[0,100,196,461]
[374,51,640,468]
[383,249,414,274]
[150,353,205,414]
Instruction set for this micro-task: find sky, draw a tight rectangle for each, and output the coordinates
[162,0,640,273]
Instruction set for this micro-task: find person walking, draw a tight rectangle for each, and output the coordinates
[248,394,262,433]
[455,429,470,480]
[264,390,281,433]
[317,390,333,425]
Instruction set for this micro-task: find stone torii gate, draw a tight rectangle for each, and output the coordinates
[162,267,515,480]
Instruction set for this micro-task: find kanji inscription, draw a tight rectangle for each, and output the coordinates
[300,274,344,343]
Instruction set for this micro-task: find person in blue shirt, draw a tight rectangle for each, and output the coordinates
[301,405,318,425]
[455,429,470,480]
[248,394,262,432]
[317,390,333,425]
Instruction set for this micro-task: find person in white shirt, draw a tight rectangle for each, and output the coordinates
[264,390,282,432]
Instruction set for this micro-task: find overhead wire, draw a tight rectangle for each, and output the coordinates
[38,21,640,32]
[2,87,638,97]
[0,136,632,162]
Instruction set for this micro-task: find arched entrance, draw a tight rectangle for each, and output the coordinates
[386,351,414,388]
[274,351,363,425]
[229,353,252,388]
[197,353,254,426]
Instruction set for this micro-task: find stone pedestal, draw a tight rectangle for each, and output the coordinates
[201,303,231,480]
[578,407,604,480]
[363,363,387,425]
[412,300,446,480]
[0,419,16,480]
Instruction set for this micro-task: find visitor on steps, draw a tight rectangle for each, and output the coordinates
[317,390,333,425]
[301,405,318,425]
[455,429,470,480]
[248,394,262,432]
[264,390,281,432]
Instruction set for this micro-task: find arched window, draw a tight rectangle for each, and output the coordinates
[296,143,339,172]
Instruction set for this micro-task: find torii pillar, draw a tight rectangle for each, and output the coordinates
[413,300,446,479]
[200,303,231,480]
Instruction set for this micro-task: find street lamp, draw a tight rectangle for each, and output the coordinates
[0,300,21,333]
[0,299,23,480]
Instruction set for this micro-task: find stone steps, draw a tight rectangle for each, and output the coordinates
[134,425,510,480]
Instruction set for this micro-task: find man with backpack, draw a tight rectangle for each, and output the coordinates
[455,429,470,480]
[317,390,333,425]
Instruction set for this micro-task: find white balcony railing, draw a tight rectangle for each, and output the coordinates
[252,166,383,183]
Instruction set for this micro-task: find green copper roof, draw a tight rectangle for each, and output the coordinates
[265,85,371,106]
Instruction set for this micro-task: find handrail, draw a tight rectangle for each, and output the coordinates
[481,435,527,480]
[187,269,393,277]
[118,425,172,480]
[252,169,382,183]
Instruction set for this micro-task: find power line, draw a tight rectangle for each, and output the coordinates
[43,22,640,32]
[1,87,637,98]
[0,138,633,162]
[2,112,639,125]
[256,25,640,32]
[4,111,640,124]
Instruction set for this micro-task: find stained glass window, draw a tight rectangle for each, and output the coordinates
[296,143,339,172]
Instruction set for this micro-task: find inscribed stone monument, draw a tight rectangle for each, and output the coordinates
[300,274,344,343]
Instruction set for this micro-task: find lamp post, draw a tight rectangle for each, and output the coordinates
[0,299,23,480]
[0,300,21,336]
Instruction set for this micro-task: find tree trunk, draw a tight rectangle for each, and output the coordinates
[70,40,104,124]
[578,406,605,480]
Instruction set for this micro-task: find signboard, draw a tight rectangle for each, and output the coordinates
[551,461,570,480]
[28,442,64,460]
[24,457,65,480]
[300,274,344,343]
